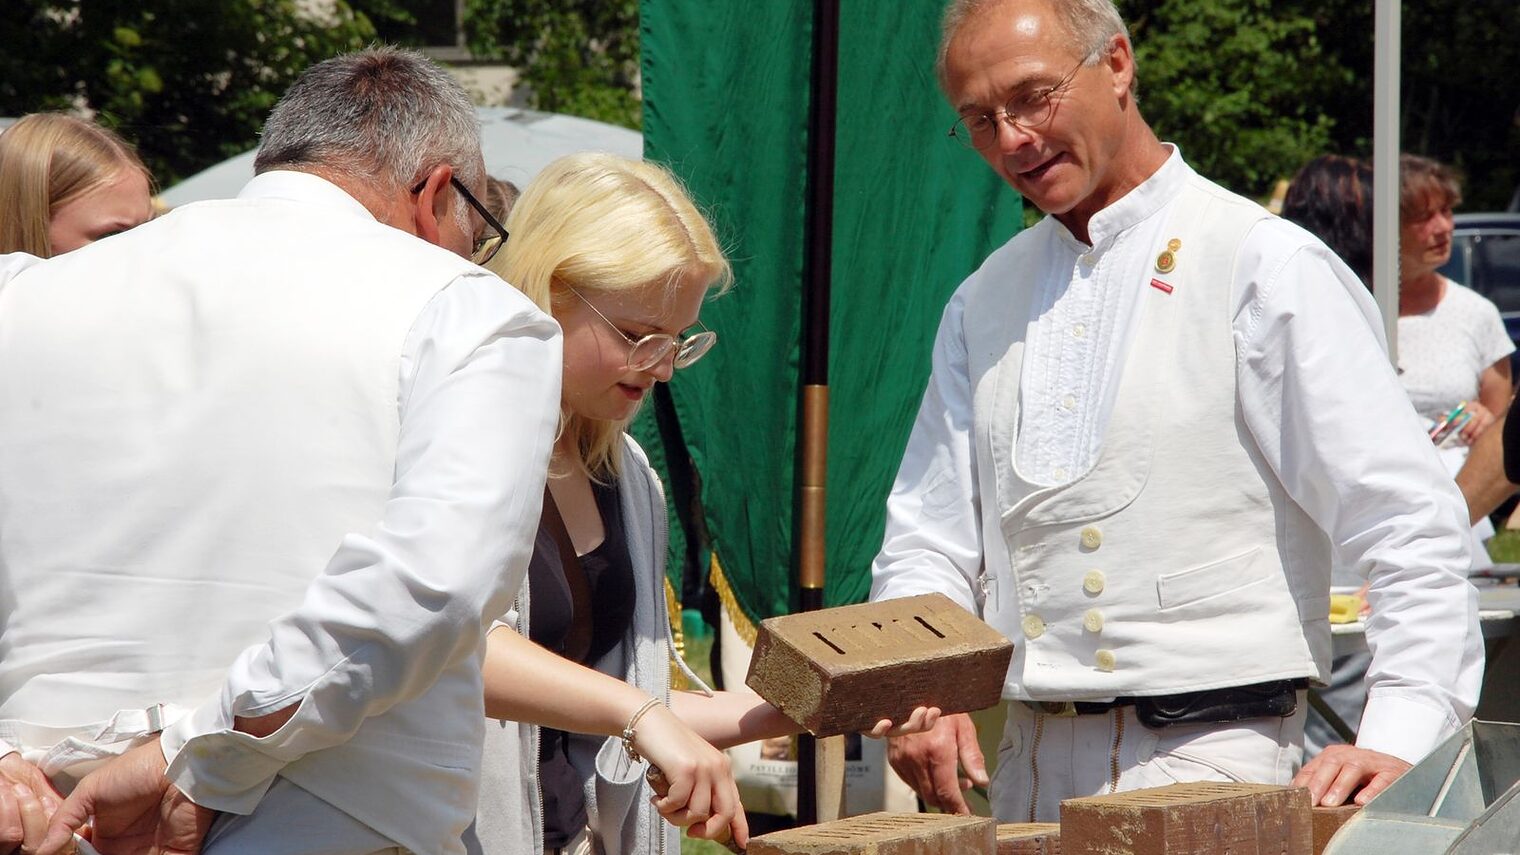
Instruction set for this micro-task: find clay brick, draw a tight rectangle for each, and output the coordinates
[747,811,996,855]
[1311,804,1359,854]
[745,593,1014,736]
[997,822,1061,854]
[1060,782,1311,855]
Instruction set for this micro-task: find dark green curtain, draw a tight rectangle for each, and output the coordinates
[635,0,1023,634]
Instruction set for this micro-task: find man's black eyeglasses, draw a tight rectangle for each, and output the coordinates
[410,174,508,265]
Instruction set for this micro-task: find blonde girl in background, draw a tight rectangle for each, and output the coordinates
[0,113,154,256]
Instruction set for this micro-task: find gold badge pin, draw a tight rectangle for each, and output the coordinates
[1167,238,1182,252]
[1155,250,1175,274]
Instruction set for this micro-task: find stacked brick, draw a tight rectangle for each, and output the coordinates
[996,822,1062,854]
[747,812,996,854]
[1060,782,1311,855]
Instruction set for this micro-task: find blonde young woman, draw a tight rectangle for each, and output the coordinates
[0,113,154,256]
[469,153,937,855]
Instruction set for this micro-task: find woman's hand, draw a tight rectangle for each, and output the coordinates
[1460,400,1497,445]
[631,703,748,848]
[866,705,942,739]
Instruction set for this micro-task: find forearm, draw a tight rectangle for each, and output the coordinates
[1457,417,1515,524]
[1477,365,1511,422]
[483,626,650,737]
[669,690,797,750]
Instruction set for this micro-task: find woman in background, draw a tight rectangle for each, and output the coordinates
[1281,154,1374,288]
[1394,153,1511,450]
[0,112,154,256]
[470,153,935,855]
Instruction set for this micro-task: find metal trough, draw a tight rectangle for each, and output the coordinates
[1323,720,1520,854]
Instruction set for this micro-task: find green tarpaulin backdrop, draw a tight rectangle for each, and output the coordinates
[635,0,1023,640]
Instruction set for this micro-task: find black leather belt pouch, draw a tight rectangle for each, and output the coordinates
[1134,679,1299,729]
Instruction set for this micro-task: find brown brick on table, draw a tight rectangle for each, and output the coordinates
[997,822,1061,854]
[1060,782,1312,855]
[1311,804,1360,854]
[744,592,1014,736]
[747,811,996,855]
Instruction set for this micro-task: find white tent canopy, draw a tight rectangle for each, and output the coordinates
[159,106,642,207]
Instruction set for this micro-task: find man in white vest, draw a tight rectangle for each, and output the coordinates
[0,48,564,855]
[873,0,1483,823]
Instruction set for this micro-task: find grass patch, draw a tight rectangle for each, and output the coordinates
[1489,529,1520,562]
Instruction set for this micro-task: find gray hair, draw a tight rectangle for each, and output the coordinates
[255,46,482,196]
[936,0,1133,95]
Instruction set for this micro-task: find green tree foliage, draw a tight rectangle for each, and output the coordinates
[1121,0,1519,210]
[0,1,376,186]
[1409,0,1520,211]
[1121,0,1350,199]
[463,0,640,130]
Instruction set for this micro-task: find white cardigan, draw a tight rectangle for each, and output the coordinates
[468,436,709,855]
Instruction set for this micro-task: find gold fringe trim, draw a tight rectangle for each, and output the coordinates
[664,576,689,691]
[709,553,758,647]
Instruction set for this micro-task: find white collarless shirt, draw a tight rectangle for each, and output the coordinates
[1016,149,1189,485]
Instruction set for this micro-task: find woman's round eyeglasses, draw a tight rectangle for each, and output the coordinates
[568,286,717,372]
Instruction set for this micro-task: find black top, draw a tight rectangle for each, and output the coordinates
[528,479,635,847]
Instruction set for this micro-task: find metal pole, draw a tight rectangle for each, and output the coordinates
[796,0,840,827]
[1372,0,1401,363]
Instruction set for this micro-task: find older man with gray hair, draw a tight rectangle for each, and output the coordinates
[0,47,555,855]
[873,0,1482,825]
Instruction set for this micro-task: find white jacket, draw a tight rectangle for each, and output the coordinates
[0,172,561,854]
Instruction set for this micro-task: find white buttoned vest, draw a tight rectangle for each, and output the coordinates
[0,196,488,852]
[964,177,1333,700]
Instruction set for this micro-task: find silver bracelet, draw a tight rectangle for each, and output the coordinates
[620,696,663,764]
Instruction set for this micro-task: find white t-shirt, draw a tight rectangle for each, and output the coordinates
[1396,278,1512,560]
[1397,278,1513,432]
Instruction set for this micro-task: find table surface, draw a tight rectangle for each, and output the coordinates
[1330,584,1520,655]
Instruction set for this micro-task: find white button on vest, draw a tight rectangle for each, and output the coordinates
[1082,569,1106,594]
[1061,394,1077,410]
[1080,526,1102,549]
[1022,614,1046,639]
[1080,253,1096,266]
[1083,609,1104,633]
[1071,322,1086,338]
[1095,649,1117,671]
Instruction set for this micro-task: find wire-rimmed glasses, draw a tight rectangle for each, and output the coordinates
[947,51,1097,150]
[568,286,717,371]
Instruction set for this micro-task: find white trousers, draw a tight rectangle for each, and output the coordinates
[988,695,1307,823]
[202,776,406,855]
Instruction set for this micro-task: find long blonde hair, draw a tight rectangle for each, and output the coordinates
[0,113,153,257]
[490,152,731,480]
